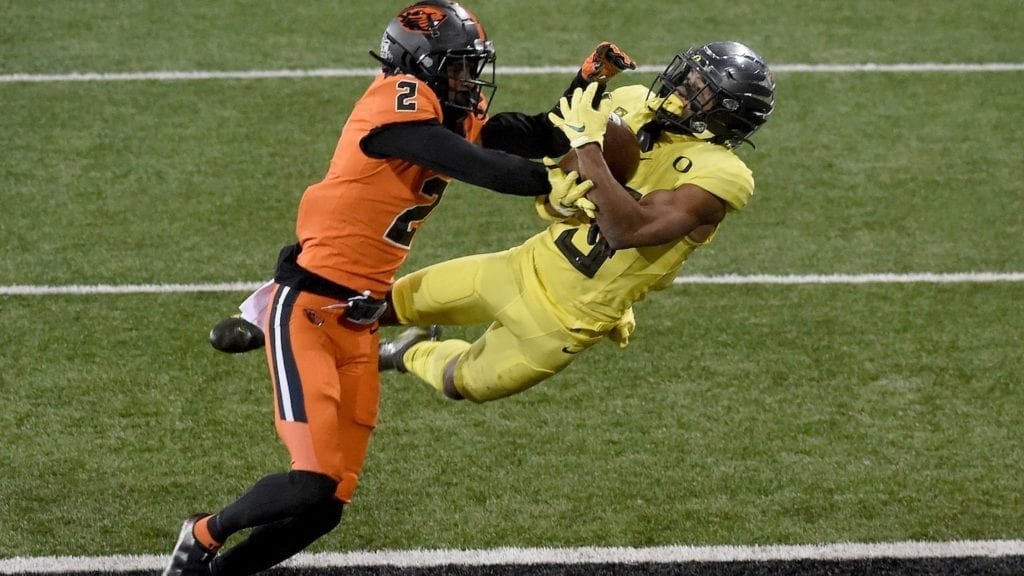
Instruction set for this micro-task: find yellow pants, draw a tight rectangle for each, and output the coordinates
[391,246,605,402]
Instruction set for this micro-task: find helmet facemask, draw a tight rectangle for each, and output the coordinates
[427,40,496,117]
[650,55,742,144]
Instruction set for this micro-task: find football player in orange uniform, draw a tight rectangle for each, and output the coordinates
[159,3,627,576]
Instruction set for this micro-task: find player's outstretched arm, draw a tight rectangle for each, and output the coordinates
[550,85,726,249]
[363,121,549,197]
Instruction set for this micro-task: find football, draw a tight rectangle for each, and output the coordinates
[559,113,640,185]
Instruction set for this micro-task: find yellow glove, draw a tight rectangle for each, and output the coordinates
[576,196,598,219]
[581,41,638,83]
[548,82,613,149]
[543,157,594,217]
[607,306,635,349]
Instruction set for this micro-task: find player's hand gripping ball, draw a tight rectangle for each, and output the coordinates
[543,159,594,218]
[558,112,640,186]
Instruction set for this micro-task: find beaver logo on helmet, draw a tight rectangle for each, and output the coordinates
[371,1,497,116]
[398,6,449,33]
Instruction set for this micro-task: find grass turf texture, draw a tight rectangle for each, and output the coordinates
[2,0,1023,560]
[1,285,1021,555]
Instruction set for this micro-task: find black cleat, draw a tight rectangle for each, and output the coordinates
[379,325,442,372]
[210,316,264,354]
[162,514,218,576]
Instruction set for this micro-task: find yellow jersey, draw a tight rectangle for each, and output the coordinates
[521,84,755,331]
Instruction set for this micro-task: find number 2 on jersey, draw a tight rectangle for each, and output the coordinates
[395,80,417,111]
[554,225,614,278]
[384,177,447,248]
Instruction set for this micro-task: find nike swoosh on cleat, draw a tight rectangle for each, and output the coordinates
[561,346,582,354]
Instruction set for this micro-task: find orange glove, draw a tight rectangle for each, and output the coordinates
[581,42,637,82]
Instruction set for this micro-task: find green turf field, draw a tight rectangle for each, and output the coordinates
[2,0,1022,559]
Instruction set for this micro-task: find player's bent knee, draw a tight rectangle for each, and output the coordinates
[287,470,340,512]
[306,497,344,537]
[458,360,556,403]
[335,470,363,503]
[442,356,465,401]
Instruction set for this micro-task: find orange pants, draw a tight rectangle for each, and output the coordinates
[264,284,379,503]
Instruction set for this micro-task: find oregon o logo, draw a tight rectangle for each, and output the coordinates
[673,156,693,173]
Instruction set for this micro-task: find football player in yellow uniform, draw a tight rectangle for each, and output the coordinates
[380,40,777,402]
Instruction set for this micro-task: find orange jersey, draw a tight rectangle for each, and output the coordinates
[295,73,485,297]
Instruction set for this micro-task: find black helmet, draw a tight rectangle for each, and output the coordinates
[371,1,496,116]
[650,41,775,148]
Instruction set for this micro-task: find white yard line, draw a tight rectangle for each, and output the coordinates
[0,282,265,295]
[2,541,1022,573]
[2,63,1023,83]
[2,272,1023,296]
[672,272,1024,285]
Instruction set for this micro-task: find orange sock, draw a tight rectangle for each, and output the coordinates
[193,516,223,551]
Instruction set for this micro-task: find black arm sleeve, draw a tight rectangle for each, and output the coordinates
[478,111,569,159]
[478,70,602,159]
[361,120,549,197]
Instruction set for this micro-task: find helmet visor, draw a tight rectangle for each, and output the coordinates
[652,53,745,140]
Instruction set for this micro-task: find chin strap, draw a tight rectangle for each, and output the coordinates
[636,123,663,152]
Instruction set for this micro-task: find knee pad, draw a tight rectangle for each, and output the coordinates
[306,497,344,536]
[287,470,339,512]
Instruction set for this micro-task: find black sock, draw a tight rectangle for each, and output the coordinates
[212,498,344,576]
[213,470,338,540]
